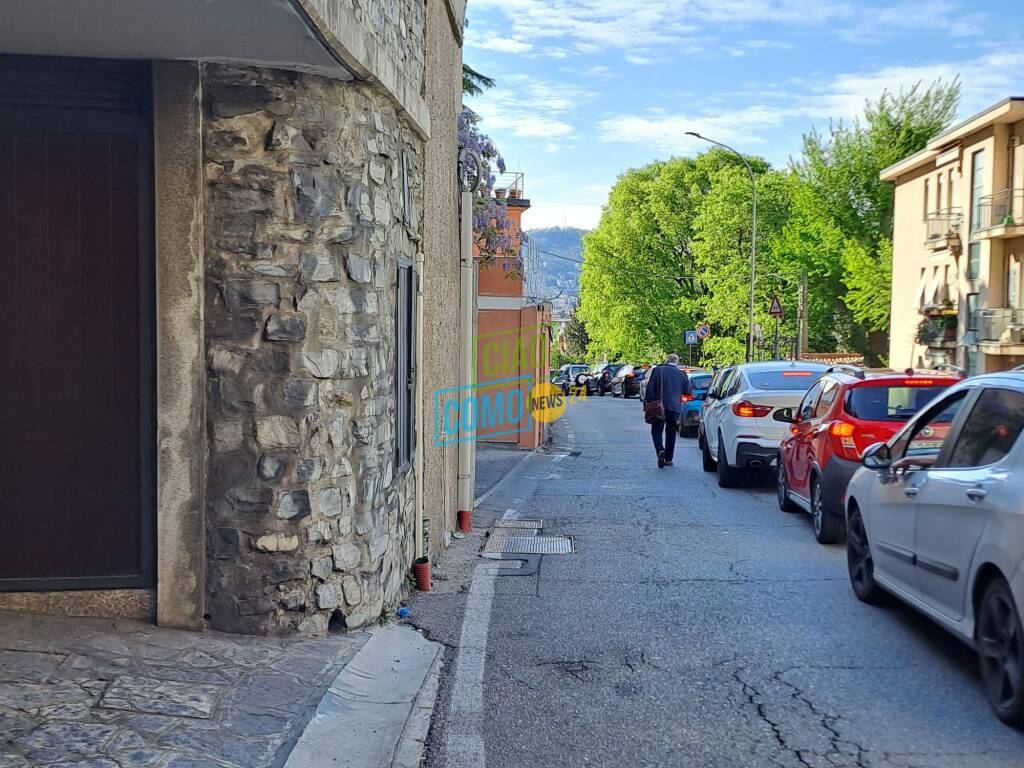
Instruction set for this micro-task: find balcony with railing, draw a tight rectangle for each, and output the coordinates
[974,307,1024,353]
[924,208,962,251]
[976,189,1024,239]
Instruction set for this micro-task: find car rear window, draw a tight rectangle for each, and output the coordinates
[845,384,949,422]
[606,364,624,375]
[690,374,712,389]
[747,370,822,391]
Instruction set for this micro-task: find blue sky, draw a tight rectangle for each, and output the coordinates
[463,0,1024,231]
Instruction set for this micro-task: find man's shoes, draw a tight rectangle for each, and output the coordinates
[664,460,674,466]
[657,450,666,469]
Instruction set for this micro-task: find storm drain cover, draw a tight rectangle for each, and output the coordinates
[486,560,525,571]
[484,534,574,555]
[495,519,543,529]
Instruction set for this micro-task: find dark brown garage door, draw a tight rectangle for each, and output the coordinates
[0,56,155,590]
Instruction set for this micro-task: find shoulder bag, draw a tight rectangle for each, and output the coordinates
[643,366,666,425]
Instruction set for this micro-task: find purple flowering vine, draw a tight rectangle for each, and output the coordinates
[459,107,515,266]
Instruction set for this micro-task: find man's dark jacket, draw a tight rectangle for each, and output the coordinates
[643,364,691,414]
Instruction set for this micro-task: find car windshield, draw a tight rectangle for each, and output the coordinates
[845,384,949,422]
[746,369,822,391]
[690,374,712,390]
[606,364,624,375]
[570,366,588,375]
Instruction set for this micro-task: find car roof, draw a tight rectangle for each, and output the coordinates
[822,366,964,385]
[736,361,829,373]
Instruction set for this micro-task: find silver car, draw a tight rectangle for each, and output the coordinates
[844,371,1024,727]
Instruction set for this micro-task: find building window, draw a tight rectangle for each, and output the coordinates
[1009,255,1021,309]
[967,293,979,331]
[396,262,417,469]
[967,242,981,280]
[947,168,955,210]
[936,172,943,212]
[924,178,930,217]
[970,150,985,233]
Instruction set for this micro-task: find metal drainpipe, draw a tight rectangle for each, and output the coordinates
[414,250,425,560]
[456,189,476,531]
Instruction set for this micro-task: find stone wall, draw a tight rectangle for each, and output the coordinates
[202,63,422,635]
[420,0,464,555]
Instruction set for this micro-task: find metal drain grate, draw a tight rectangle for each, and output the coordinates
[495,519,543,529]
[486,560,525,570]
[484,534,574,555]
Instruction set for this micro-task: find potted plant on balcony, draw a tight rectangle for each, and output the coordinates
[915,316,944,346]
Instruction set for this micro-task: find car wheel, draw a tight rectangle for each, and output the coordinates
[716,434,741,488]
[977,577,1024,728]
[776,460,799,513]
[846,504,884,605]
[700,432,716,472]
[811,477,843,544]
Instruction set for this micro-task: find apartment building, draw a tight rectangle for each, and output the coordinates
[475,174,553,449]
[884,97,1024,374]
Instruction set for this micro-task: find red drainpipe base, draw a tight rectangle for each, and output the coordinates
[457,509,472,533]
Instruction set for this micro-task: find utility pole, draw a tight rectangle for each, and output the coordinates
[800,270,809,358]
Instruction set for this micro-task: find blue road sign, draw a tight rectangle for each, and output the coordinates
[685,330,699,345]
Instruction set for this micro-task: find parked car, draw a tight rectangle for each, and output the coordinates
[679,372,713,437]
[699,361,829,488]
[587,363,623,396]
[777,365,963,543]
[844,371,1024,727]
[553,363,590,395]
[611,364,647,398]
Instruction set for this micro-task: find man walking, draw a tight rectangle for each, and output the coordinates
[643,354,691,468]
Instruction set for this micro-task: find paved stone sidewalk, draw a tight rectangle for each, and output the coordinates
[0,611,368,768]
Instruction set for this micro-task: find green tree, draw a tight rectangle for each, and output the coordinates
[462,64,495,96]
[561,308,590,361]
[793,79,960,360]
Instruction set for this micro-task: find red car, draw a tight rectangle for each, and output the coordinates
[777,365,963,544]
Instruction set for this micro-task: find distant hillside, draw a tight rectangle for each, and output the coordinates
[526,227,587,317]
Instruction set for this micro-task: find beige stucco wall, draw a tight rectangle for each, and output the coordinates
[888,120,1024,372]
[419,0,464,556]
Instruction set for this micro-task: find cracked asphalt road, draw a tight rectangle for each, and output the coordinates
[412,395,1024,767]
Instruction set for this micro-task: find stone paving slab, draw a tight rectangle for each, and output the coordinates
[0,611,368,767]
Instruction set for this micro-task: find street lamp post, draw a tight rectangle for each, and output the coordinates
[685,132,757,363]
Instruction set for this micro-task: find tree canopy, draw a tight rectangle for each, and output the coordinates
[578,79,961,366]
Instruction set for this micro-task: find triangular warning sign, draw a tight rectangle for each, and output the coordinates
[768,296,784,317]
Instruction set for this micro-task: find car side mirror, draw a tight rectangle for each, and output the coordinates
[862,442,892,470]
[773,407,796,424]
[707,388,718,400]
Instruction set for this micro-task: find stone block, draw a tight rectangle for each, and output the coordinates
[298,457,327,482]
[297,613,329,636]
[316,486,342,517]
[224,279,280,308]
[265,315,307,342]
[300,252,342,282]
[258,455,286,483]
[368,532,390,563]
[268,122,311,151]
[306,520,334,544]
[310,555,333,581]
[331,542,362,571]
[345,253,374,283]
[303,349,340,378]
[212,421,244,453]
[338,349,370,378]
[315,582,343,610]
[228,487,272,515]
[352,420,375,445]
[285,378,318,408]
[275,491,311,520]
[280,588,306,611]
[341,575,362,606]
[254,533,300,553]
[255,416,300,449]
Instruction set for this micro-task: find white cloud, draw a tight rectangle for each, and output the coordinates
[625,54,655,66]
[596,47,1024,155]
[523,204,603,231]
[471,76,596,142]
[512,117,576,139]
[464,28,533,53]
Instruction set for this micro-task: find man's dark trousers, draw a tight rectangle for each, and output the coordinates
[652,411,679,462]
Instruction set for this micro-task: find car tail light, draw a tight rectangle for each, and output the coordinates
[903,378,935,386]
[733,401,772,418]
[829,420,860,459]
[682,393,694,402]
[626,373,635,379]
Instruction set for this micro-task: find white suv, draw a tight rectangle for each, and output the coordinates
[699,361,827,488]
[845,371,1024,727]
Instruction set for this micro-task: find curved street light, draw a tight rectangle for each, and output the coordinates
[685,131,757,363]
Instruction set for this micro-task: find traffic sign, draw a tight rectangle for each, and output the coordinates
[696,323,712,339]
[768,296,784,318]
[684,330,699,346]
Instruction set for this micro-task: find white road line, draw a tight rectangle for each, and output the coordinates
[442,564,497,768]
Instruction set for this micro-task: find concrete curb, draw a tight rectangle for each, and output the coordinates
[283,623,442,768]
[473,450,532,509]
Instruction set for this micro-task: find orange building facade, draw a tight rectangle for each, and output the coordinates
[475,178,552,449]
